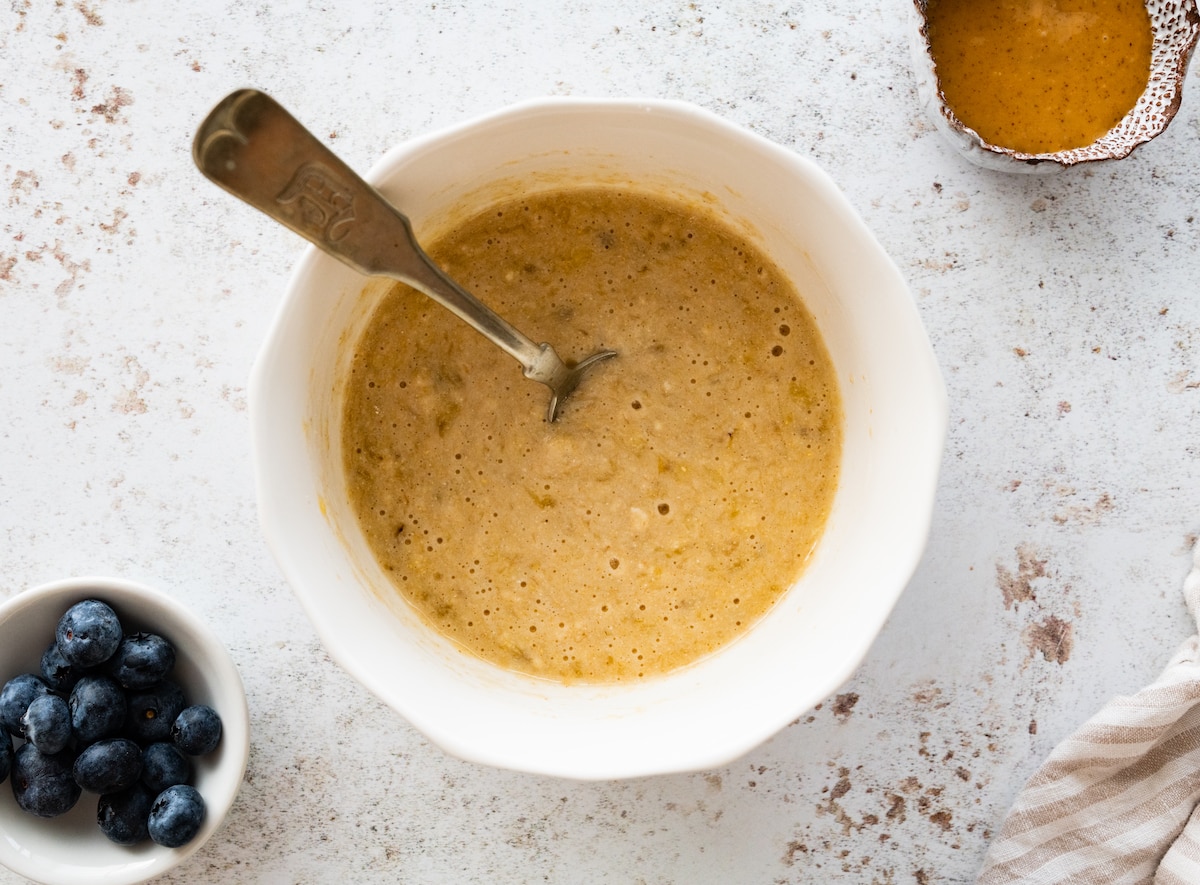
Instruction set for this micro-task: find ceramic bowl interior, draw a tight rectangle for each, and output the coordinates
[0,577,249,885]
[910,0,1200,171]
[250,98,947,779]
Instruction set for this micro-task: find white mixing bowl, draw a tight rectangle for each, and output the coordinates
[250,97,946,779]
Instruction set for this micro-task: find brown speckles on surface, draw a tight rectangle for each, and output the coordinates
[832,692,859,721]
[917,252,959,273]
[782,840,808,866]
[1024,615,1074,664]
[815,766,868,838]
[113,355,150,415]
[996,543,1047,610]
[1167,370,1200,393]
[70,67,88,100]
[830,774,851,801]
[928,809,953,832]
[112,390,148,416]
[1052,491,1115,526]
[782,718,995,879]
[911,683,949,708]
[99,207,128,235]
[997,546,1077,670]
[9,169,40,207]
[50,354,89,374]
[75,1,103,26]
[90,85,133,124]
[51,240,91,299]
[221,384,248,412]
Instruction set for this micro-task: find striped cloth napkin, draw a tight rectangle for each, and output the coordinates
[977,540,1200,884]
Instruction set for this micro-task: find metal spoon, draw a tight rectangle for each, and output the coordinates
[192,89,616,422]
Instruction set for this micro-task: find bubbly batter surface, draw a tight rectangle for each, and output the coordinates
[341,188,842,682]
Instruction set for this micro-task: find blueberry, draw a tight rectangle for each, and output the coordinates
[73,738,143,793]
[141,742,191,794]
[56,599,122,668]
[97,783,154,846]
[0,732,11,785]
[11,743,81,818]
[171,704,222,756]
[0,673,51,737]
[147,783,205,848]
[40,640,83,694]
[69,674,126,744]
[22,694,71,755]
[126,680,185,744]
[106,632,175,690]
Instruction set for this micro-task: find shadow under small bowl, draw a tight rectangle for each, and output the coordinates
[0,577,249,885]
[910,0,1200,171]
[251,97,948,780]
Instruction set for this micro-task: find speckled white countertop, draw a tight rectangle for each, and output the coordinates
[3,1,1200,882]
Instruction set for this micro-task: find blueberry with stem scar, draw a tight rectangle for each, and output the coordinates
[126,680,185,744]
[147,784,205,848]
[106,633,175,691]
[56,599,122,668]
[40,640,82,694]
[97,783,154,846]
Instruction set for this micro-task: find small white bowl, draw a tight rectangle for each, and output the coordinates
[0,577,249,885]
[250,98,947,779]
[910,0,1200,171]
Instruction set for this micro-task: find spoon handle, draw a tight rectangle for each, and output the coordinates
[192,89,550,374]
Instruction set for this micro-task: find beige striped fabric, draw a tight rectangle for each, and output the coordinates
[978,542,1200,884]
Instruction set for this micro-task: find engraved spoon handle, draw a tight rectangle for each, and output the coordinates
[192,88,552,375]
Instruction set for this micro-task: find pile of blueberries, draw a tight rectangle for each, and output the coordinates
[0,599,221,848]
